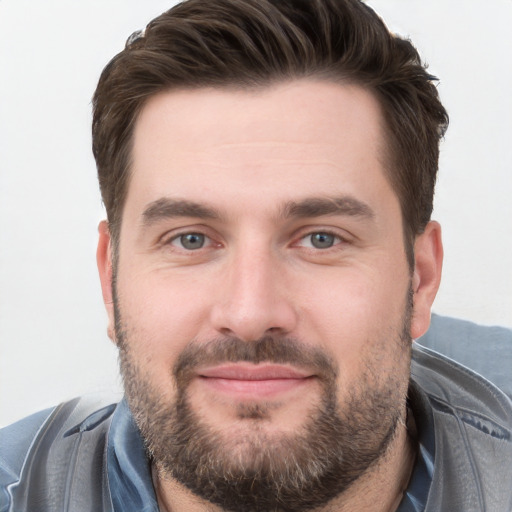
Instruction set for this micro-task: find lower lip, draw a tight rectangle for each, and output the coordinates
[199,376,311,399]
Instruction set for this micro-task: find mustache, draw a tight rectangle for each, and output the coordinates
[173,335,338,385]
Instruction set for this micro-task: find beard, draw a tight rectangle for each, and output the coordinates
[116,299,412,512]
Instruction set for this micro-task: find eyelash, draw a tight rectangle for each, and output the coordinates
[161,228,348,253]
[161,230,216,251]
[294,229,348,250]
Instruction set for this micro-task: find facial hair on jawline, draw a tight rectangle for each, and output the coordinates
[114,286,414,512]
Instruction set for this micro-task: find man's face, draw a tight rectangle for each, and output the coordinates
[98,81,439,510]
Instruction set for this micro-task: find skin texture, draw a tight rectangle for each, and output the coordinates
[97,80,443,511]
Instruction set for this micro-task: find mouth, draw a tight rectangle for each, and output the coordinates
[196,363,315,399]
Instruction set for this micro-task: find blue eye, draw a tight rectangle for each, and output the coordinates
[296,231,342,250]
[309,232,336,249]
[175,233,206,250]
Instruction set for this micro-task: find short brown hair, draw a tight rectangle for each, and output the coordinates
[92,0,448,262]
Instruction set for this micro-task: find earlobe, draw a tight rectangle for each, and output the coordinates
[97,220,116,343]
[410,221,443,340]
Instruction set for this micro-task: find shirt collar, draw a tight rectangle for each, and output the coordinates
[397,380,436,512]
[107,398,159,512]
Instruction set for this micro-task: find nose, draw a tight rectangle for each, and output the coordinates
[210,245,298,342]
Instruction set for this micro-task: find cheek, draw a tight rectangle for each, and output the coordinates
[296,264,411,376]
[115,269,212,365]
[300,263,409,325]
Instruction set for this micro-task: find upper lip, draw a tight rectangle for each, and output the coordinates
[197,363,313,380]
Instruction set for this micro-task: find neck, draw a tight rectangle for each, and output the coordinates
[153,420,416,512]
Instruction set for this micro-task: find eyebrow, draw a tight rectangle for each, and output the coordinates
[141,198,221,226]
[281,196,375,221]
[140,194,375,227]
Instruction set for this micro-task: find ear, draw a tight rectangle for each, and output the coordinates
[410,221,443,339]
[97,220,116,343]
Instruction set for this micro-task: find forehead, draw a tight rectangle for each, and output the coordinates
[132,80,386,157]
[126,80,395,218]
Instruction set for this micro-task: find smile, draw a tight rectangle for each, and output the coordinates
[197,363,315,399]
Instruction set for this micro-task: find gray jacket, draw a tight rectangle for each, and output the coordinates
[1,316,512,511]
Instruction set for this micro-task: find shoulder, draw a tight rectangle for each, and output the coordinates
[411,342,512,426]
[0,394,120,512]
[417,314,512,398]
[0,407,56,487]
[411,343,512,511]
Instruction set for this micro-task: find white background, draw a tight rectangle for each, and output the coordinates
[1,0,511,427]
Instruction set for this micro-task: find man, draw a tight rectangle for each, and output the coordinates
[1,0,511,511]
